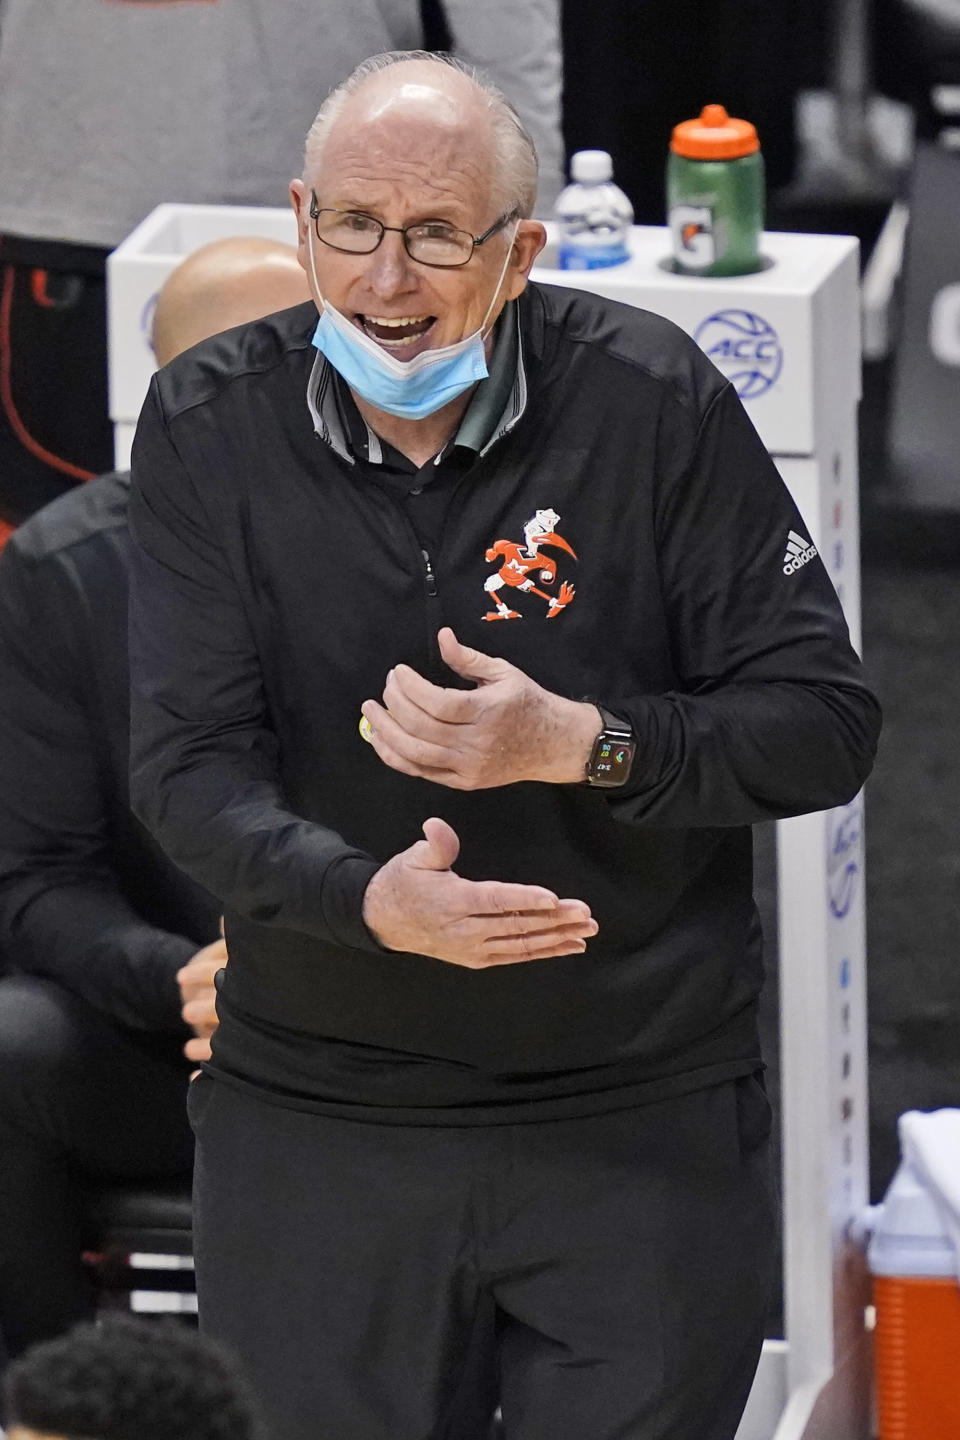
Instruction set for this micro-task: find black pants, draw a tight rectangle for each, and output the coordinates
[0,248,114,533]
[0,976,193,1366]
[190,1071,778,1440]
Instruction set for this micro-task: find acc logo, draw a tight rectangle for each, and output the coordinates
[693,309,783,400]
[826,799,863,920]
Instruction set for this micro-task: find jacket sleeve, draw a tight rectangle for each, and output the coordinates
[0,537,197,1032]
[604,381,881,827]
[128,381,381,947]
[440,0,565,214]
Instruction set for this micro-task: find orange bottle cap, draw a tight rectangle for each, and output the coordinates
[670,104,760,160]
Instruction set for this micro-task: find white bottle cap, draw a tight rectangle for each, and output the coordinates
[570,149,613,183]
[866,1163,959,1278]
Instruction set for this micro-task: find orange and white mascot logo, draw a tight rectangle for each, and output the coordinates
[482,508,577,621]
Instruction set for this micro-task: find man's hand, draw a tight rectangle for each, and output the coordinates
[177,934,227,1064]
[360,627,601,790]
[362,816,597,968]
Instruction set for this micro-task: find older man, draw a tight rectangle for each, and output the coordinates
[0,238,309,1370]
[128,52,881,1440]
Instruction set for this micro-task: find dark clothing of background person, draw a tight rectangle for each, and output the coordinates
[0,471,221,1361]
[0,238,113,535]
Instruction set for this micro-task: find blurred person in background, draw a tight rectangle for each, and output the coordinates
[2,1314,262,1440]
[0,238,310,1372]
[0,0,563,538]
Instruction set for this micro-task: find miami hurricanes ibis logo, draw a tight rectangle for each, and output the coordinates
[482,508,577,621]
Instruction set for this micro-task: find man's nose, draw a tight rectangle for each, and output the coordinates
[365,232,419,298]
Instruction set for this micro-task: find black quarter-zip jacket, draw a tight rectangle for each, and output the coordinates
[128,284,881,1120]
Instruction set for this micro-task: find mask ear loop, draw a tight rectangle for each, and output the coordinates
[304,214,327,312]
[479,219,522,341]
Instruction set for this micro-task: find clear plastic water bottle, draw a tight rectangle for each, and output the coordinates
[554,150,633,270]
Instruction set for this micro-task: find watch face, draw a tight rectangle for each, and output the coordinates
[589,735,636,786]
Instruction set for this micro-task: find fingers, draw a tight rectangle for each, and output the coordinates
[177,936,228,990]
[182,994,217,1036]
[441,886,593,962]
[177,956,222,989]
[463,918,596,951]
[382,663,478,724]
[414,816,461,871]
[437,627,504,684]
[479,928,595,963]
[380,674,456,744]
[467,879,562,913]
[451,919,598,967]
[446,890,596,967]
[184,1036,213,1064]
[473,899,595,935]
[384,665,471,724]
[362,699,454,776]
[455,903,596,947]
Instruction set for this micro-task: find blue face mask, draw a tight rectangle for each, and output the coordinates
[307,221,519,421]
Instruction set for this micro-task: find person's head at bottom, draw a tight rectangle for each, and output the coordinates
[2,1315,262,1440]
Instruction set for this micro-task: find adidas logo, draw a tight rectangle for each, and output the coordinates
[783,529,817,575]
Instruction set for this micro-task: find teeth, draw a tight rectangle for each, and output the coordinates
[366,315,431,327]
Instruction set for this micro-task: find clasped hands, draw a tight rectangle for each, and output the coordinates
[361,627,601,968]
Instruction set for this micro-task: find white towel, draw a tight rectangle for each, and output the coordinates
[898,1109,960,1268]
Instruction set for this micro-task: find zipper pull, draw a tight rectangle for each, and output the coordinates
[422,549,438,596]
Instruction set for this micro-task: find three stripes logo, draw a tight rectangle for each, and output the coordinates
[783,529,817,575]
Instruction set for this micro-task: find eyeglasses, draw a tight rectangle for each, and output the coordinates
[308,193,516,269]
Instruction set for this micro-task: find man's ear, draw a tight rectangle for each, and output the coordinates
[505,220,547,301]
[289,180,310,271]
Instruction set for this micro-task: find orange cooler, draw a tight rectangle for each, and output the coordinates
[868,1166,960,1439]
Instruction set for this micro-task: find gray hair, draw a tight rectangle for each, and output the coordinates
[302,50,539,219]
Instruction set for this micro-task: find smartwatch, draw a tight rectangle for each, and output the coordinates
[583,703,636,788]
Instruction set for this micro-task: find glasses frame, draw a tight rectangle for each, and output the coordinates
[308,192,517,269]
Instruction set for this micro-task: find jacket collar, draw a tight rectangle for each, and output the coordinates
[305,300,528,466]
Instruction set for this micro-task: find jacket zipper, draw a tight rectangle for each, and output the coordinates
[420,547,446,681]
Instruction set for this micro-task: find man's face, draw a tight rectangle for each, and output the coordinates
[291,89,544,365]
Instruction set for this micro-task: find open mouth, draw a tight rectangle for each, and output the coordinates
[357,314,437,350]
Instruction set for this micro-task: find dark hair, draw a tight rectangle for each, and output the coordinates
[2,1315,262,1440]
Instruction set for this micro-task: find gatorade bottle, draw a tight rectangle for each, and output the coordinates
[864,1163,960,1438]
[667,104,764,276]
[554,150,633,270]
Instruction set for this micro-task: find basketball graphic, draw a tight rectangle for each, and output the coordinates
[693,309,783,400]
